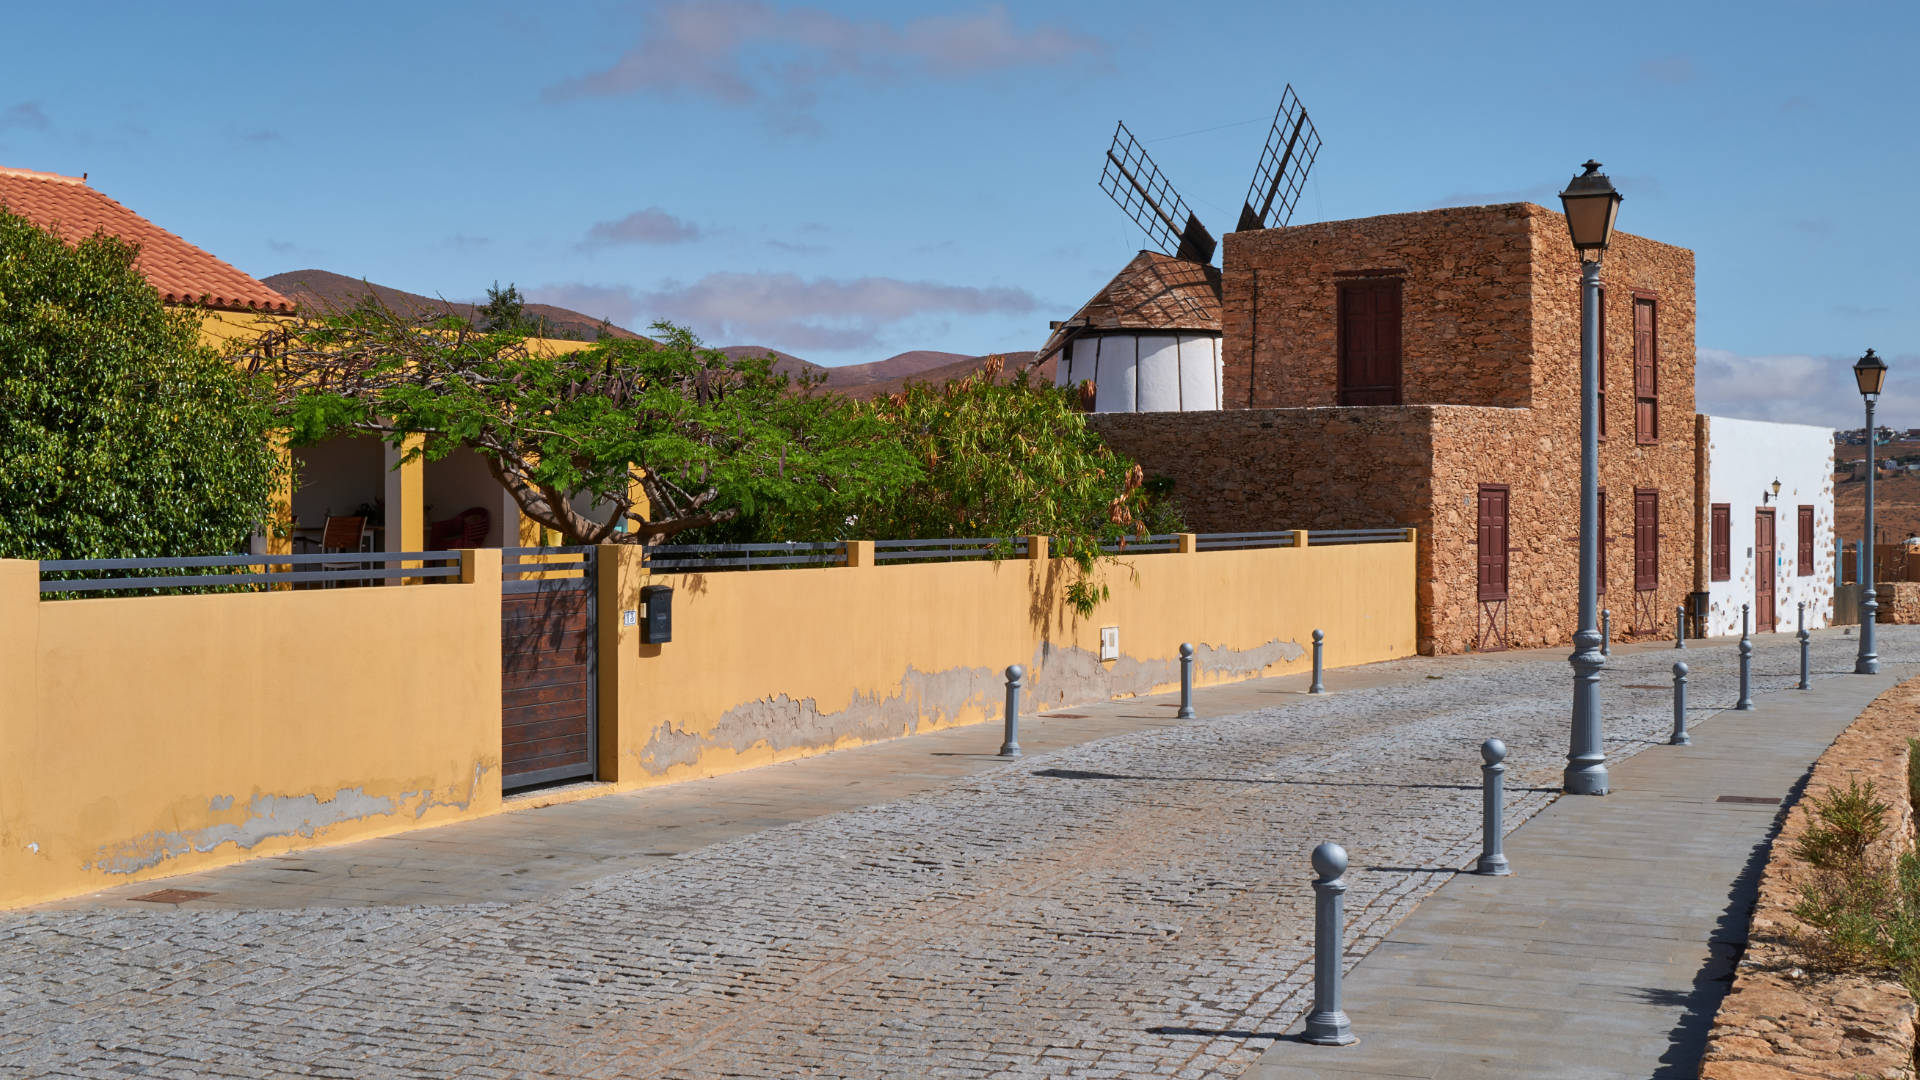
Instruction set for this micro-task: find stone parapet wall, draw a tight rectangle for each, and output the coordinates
[1879,581,1920,624]
[1699,678,1920,1079]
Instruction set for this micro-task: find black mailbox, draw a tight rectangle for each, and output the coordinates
[640,584,672,644]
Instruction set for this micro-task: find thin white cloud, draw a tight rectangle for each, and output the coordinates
[0,101,50,132]
[530,271,1039,351]
[582,208,702,248]
[541,2,1101,128]
[1696,346,1920,429]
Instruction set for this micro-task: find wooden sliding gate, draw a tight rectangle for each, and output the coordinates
[501,547,597,791]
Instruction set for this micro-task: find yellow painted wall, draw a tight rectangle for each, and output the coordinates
[597,539,1416,787]
[0,551,503,908]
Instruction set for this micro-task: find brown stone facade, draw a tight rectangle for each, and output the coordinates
[1096,203,1698,655]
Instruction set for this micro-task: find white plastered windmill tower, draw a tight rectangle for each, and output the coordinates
[1039,86,1321,412]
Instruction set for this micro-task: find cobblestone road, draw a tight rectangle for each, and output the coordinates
[4,630,1910,1079]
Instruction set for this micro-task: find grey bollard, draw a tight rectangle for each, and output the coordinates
[1742,602,1750,640]
[1736,631,1754,712]
[1177,643,1196,719]
[1310,629,1326,694]
[1601,608,1611,657]
[1671,661,1691,745]
[1676,605,1686,649]
[1303,842,1357,1045]
[1797,602,1810,691]
[999,665,1024,756]
[1475,739,1510,876]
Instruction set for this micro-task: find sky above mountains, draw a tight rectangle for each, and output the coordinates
[2,1,1916,426]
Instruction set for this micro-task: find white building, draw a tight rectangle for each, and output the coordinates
[1039,251,1223,413]
[1698,415,1836,637]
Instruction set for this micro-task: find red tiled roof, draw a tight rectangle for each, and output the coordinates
[0,166,292,313]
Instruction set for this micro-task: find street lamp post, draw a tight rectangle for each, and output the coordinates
[1559,161,1623,796]
[1855,348,1887,675]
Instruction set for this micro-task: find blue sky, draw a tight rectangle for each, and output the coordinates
[2,1,1916,425]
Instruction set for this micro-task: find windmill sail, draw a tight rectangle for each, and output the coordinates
[1100,121,1216,264]
[1237,85,1321,232]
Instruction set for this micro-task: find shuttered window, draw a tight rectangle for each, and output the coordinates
[1798,505,1815,576]
[1711,504,1730,582]
[1338,279,1403,406]
[1634,489,1659,591]
[1633,296,1657,444]
[1477,484,1509,602]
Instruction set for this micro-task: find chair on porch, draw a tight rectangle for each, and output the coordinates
[319,515,371,587]
[427,507,491,550]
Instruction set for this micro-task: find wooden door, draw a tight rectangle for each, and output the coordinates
[1755,509,1776,632]
[1633,489,1659,632]
[1338,279,1403,405]
[501,550,598,790]
[1476,484,1510,651]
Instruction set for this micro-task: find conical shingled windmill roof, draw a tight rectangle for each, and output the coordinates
[1036,250,1222,364]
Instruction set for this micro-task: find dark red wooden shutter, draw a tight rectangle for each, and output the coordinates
[1338,279,1403,405]
[1634,297,1657,443]
[1711,504,1730,582]
[1477,485,1509,601]
[1798,505,1814,576]
[1634,489,1658,591]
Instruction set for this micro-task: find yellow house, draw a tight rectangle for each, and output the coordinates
[0,165,601,556]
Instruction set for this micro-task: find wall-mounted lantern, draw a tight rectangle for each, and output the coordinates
[1762,478,1782,504]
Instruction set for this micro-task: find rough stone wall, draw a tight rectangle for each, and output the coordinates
[1698,676,1919,1079]
[1104,203,1699,655]
[1878,581,1920,624]
[1221,204,1536,410]
[1525,207,1699,641]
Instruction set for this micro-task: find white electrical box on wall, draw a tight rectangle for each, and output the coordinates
[1099,626,1120,661]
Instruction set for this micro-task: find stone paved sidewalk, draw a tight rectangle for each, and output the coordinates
[2,627,1907,1079]
[1252,648,1916,1080]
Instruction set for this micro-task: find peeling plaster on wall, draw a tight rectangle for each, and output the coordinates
[1027,638,1305,708]
[638,663,1004,773]
[87,788,401,875]
[410,761,494,820]
[636,638,1308,776]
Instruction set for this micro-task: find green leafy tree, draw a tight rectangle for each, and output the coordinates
[250,303,915,544]
[0,209,283,559]
[477,280,529,334]
[852,359,1180,611]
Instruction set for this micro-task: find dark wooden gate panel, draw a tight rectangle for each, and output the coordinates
[1338,279,1403,405]
[1755,509,1776,633]
[502,552,597,790]
[1633,489,1659,632]
[1476,484,1510,651]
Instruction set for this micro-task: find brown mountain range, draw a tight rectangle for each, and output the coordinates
[262,269,1050,394]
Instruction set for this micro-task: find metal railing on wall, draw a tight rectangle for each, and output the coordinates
[1195,530,1297,551]
[1307,528,1411,546]
[874,537,1029,563]
[643,541,845,572]
[1097,533,1181,555]
[38,551,464,595]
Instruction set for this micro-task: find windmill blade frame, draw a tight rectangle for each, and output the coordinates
[1237,85,1322,232]
[1100,121,1217,264]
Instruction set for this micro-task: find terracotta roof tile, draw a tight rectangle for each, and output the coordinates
[1038,251,1221,361]
[0,166,292,313]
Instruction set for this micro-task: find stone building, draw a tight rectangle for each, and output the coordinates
[1040,250,1225,413]
[1091,202,1698,655]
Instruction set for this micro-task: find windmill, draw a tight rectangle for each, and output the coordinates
[1097,83,1322,266]
[1041,86,1321,413]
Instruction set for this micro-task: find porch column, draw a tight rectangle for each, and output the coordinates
[383,434,425,579]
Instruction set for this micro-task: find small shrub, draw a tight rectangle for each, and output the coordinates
[1908,738,1920,831]
[1789,776,1920,995]
[1791,778,1889,870]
